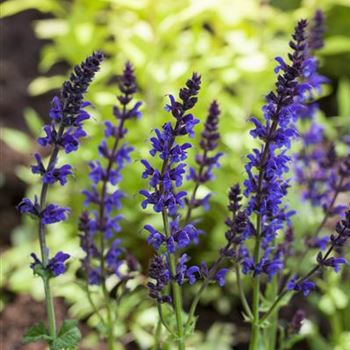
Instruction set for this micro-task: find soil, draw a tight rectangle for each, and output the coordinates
[0,292,110,350]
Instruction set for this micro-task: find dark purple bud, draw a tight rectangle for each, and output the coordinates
[61,51,104,121]
[200,100,221,152]
[308,10,325,51]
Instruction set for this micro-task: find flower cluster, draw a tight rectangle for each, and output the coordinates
[141,74,207,302]
[308,9,325,51]
[185,100,223,216]
[286,209,350,296]
[293,11,349,225]
[296,142,350,214]
[79,62,141,285]
[293,11,348,222]
[221,185,247,258]
[18,52,104,271]
[30,251,70,277]
[238,20,312,279]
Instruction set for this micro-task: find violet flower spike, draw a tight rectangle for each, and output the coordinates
[17,52,103,341]
[241,20,309,280]
[185,100,223,222]
[18,51,103,269]
[141,73,203,304]
[79,62,141,286]
[308,9,325,51]
[78,62,141,349]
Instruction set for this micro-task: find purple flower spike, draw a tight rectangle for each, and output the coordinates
[38,51,104,155]
[79,62,141,285]
[19,53,103,279]
[140,73,216,302]
[308,10,325,51]
[237,19,330,280]
[148,255,171,303]
[186,100,223,215]
[18,54,103,350]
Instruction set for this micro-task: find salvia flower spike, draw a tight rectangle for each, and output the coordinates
[17,52,103,345]
[141,73,207,348]
[235,20,319,350]
[78,62,141,349]
[185,100,223,222]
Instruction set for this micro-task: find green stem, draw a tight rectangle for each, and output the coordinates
[235,266,254,320]
[37,126,65,340]
[267,275,279,350]
[249,214,262,350]
[85,285,106,327]
[247,116,279,350]
[184,149,208,225]
[43,277,57,340]
[184,280,206,332]
[314,175,345,237]
[157,304,176,337]
[171,269,185,350]
[162,210,185,350]
[96,111,127,350]
[153,319,162,350]
[260,244,336,325]
[102,282,115,350]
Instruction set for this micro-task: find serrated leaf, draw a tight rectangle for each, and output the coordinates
[51,320,81,350]
[23,321,52,343]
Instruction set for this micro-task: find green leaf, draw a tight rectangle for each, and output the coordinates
[28,75,64,96]
[51,320,81,350]
[337,78,350,117]
[0,0,63,18]
[0,127,33,153]
[24,108,43,138]
[23,321,52,343]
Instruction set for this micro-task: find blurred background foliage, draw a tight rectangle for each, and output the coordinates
[1,0,350,349]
